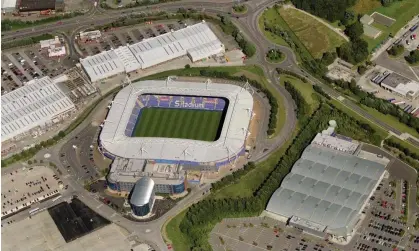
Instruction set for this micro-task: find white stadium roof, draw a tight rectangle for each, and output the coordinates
[1,76,75,142]
[100,79,253,163]
[80,22,224,82]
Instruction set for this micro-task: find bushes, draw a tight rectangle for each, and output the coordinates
[211,162,256,191]
[405,50,419,65]
[2,12,83,31]
[384,138,419,161]
[360,96,419,133]
[387,44,405,57]
[2,34,54,50]
[276,68,308,83]
[284,81,310,118]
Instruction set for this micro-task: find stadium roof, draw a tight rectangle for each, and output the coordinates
[266,144,386,237]
[79,50,125,82]
[130,177,155,207]
[80,22,224,82]
[18,0,55,11]
[1,76,75,142]
[100,79,253,164]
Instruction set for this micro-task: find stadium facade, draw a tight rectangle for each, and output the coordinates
[100,78,254,194]
[265,125,387,241]
[80,21,225,83]
[129,177,156,217]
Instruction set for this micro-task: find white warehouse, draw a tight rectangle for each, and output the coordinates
[80,21,225,82]
[1,76,76,143]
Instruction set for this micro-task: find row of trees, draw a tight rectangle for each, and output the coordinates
[313,85,331,99]
[284,81,310,118]
[219,15,256,57]
[384,138,419,161]
[211,162,256,191]
[387,44,405,57]
[291,0,356,22]
[2,34,53,50]
[2,12,83,31]
[360,96,419,133]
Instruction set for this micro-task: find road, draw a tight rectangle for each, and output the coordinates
[3,0,419,250]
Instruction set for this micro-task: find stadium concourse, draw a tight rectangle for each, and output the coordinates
[79,21,225,83]
[99,78,255,195]
[264,122,388,244]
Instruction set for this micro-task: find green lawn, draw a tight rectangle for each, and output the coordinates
[165,210,191,251]
[350,0,382,15]
[279,74,320,114]
[133,108,223,141]
[258,7,289,47]
[360,105,419,138]
[278,8,346,58]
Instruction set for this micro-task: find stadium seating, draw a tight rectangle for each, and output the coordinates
[125,94,227,137]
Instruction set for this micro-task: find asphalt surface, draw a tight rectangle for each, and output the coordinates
[3,0,419,250]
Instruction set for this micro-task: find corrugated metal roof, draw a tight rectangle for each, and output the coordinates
[129,177,155,206]
[1,76,75,142]
[266,144,386,237]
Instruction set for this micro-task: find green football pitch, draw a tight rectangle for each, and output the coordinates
[132,108,224,141]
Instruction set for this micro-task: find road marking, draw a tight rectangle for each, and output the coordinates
[409,66,419,81]
[96,204,103,209]
[111,213,116,217]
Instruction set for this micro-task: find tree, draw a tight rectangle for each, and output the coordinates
[358,65,367,75]
[337,38,369,64]
[58,131,65,138]
[184,64,191,69]
[405,50,419,65]
[345,21,363,40]
[387,44,404,57]
[291,0,357,22]
[28,160,32,165]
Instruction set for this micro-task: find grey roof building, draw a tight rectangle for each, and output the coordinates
[266,144,386,238]
[130,177,155,207]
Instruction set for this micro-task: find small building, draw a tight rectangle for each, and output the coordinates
[380,72,419,100]
[48,45,66,58]
[129,177,156,217]
[40,36,61,49]
[360,14,374,25]
[79,30,102,42]
[1,0,17,13]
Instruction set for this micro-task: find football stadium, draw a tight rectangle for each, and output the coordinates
[99,78,254,194]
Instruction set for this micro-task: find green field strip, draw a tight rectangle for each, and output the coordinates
[155,109,171,136]
[174,109,188,138]
[190,110,206,140]
[202,112,217,141]
[161,109,178,138]
[178,110,195,139]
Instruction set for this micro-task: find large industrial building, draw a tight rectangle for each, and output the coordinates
[100,78,254,194]
[129,177,156,217]
[1,76,76,143]
[80,21,225,82]
[1,0,16,13]
[380,72,419,100]
[265,124,387,241]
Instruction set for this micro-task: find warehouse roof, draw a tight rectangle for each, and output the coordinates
[1,76,75,142]
[80,22,224,82]
[114,46,141,73]
[1,0,16,10]
[80,50,125,82]
[130,177,155,207]
[100,79,253,163]
[18,0,55,11]
[128,21,221,68]
[266,144,386,237]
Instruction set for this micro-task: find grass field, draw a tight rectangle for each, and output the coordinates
[133,108,224,141]
[258,7,289,47]
[278,8,346,58]
[360,105,419,138]
[350,0,382,15]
